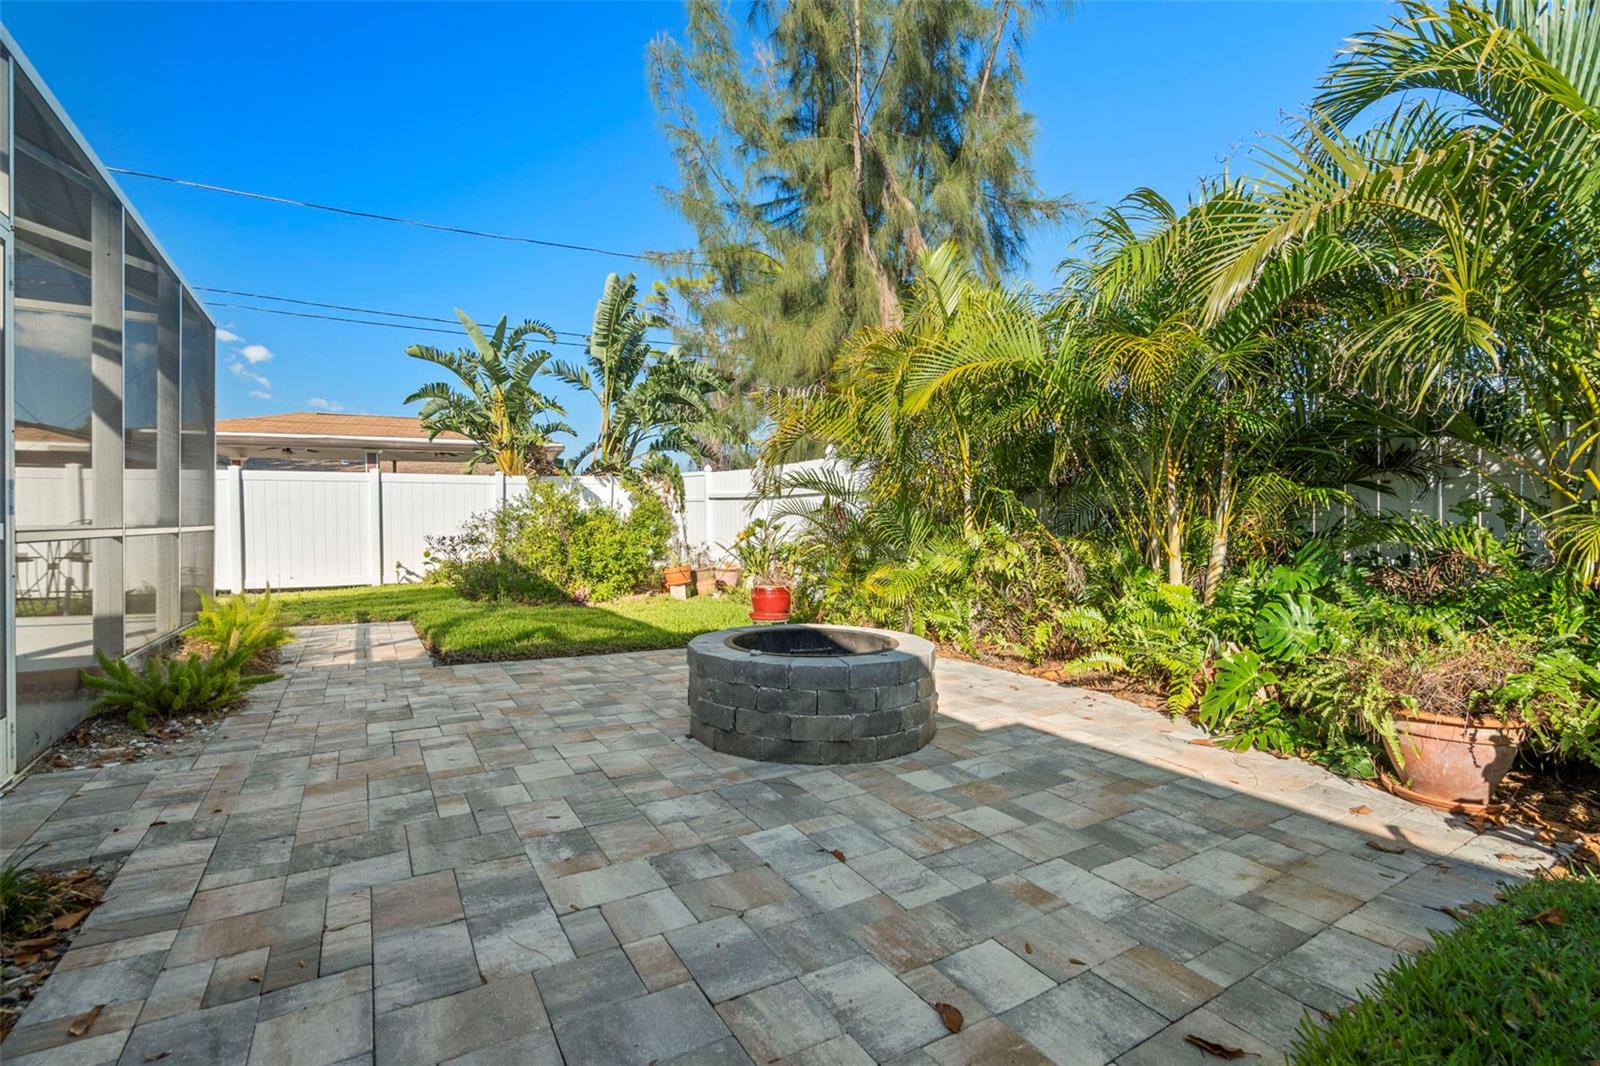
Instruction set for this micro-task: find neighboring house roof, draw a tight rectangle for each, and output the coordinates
[214,411,562,465]
[216,412,472,443]
[14,421,90,454]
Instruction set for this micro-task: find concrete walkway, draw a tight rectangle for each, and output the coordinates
[1,623,1556,1065]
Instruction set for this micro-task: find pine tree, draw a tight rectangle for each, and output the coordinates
[649,0,1070,390]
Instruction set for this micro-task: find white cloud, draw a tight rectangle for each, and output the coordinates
[307,397,344,412]
[239,343,273,364]
[216,328,243,344]
[249,389,272,400]
[229,361,272,391]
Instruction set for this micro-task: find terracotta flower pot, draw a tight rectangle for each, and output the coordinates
[713,565,742,590]
[663,565,693,588]
[749,584,791,622]
[1382,707,1524,812]
[693,568,719,596]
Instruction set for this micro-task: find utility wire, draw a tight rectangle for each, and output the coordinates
[109,167,705,267]
[205,301,595,348]
[199,287,589,338]
[194,286,671,341]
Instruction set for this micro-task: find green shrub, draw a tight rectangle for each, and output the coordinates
[426,482,674,604]
[189,590,292,666]
[1292,875,1600,1065]
[444,557,566,605]
[82,635,279,731]
[565,490,674,601]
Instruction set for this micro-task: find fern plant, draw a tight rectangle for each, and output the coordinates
[82,635,279,731]
[188,590,292,667]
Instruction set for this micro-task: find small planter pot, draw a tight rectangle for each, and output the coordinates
[749,584,792,622]
[663,565,693,589]
[712,565,742,590]
[693,569,719,597]
[1381,708,1524,813]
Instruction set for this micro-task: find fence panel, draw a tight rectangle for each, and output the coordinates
[238,470,370,589]
[381,473,504,583]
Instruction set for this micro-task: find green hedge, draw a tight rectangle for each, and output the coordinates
[1292,875,1599,1064]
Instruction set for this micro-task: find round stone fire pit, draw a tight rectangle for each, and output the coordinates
[686,625,937,764]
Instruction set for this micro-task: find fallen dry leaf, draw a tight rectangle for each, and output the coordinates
[1365,841,1406,855]
[1069,957,1086,966]
[148,820,168,827]
[829,849,847,863]
[1183,1034,1246,1059]
[1349,805,1373,816]
[1496,853,1519,862]
[51,909,92,932]
[1520,907,1565,927]
[144,1052,171,1063]
[1023,942,1033,955]
[1188,738,1215,747]
[12,934,59,952]
[934,1002,964,1034]
[68,1004,105,1038]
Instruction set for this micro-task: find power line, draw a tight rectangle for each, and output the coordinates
[205,301,595,348]
[110,167,705,267]
[197,286,596,339]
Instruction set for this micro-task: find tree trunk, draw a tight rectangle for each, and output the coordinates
[1164,456,1185,586]
[1202,434,1235,605]
[850,0,902,328]
[975,0,1012,116]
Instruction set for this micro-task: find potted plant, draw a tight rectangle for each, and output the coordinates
[721,518,796,620]
[662,535,695,590]
[711,559,743,590]
[1374,635,1590,812]
[749,559,794,621]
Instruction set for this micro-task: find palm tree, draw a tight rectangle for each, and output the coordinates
[404,311,571,475]
[555,273,731,474]
[1187,0,1600,574]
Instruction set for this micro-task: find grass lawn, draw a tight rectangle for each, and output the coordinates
[268,584,751,662]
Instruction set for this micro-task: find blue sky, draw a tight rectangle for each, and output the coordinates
[5,0,1386,448]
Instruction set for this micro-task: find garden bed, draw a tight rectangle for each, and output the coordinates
[267,585,752,662]
[25,709,231,775]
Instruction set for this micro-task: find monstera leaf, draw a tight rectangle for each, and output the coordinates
[1253,593,1323,662]
[1198,649,1276,732]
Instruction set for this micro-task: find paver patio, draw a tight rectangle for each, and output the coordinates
[1,622,1557,1065]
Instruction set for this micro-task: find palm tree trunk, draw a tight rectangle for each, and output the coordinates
[1164,455,1185,586]
[1202,434,1235,605]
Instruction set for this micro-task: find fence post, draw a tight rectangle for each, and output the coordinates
[229,463,246,593]
[366,465,384,586]
[495,470,507,505]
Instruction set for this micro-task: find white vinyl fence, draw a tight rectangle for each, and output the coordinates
[209,447,1539,593]
[212,461,835,592]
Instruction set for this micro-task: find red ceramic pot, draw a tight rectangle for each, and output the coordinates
[749,585,791,622]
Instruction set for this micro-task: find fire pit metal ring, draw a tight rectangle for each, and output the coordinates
[686,624,937,764]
